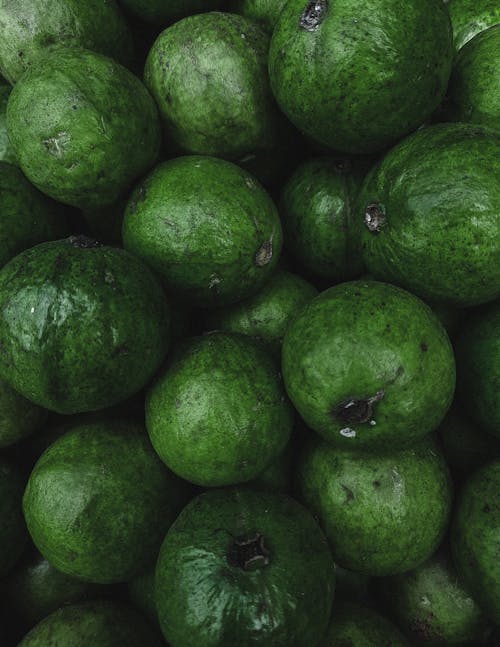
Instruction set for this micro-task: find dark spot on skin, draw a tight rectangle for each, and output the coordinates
[334,158,352,174]
[483,504,491,513]
[112,343,129,357]
[373,480,381,488]
[72,104,77,111]
[258,602,268,613]
[300,0,328,31]
[341,484,355,502]
[421,342,428,352]
[365,203,386,234]
[18,51,23,58]
[175,398,181,409]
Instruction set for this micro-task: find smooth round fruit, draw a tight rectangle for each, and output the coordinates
[119,0,221,24]
[0,0,134,84]
[0,458,26,578]
[448,0,500,51]
[297,435,452,576]
[0,84,17,165]
[282,281,455,449]
[357,123,500,306]
[320,603,408,646]
[451,460,500,624]
[0,237,169,414]
[234,0,288,33]
[122,156,283,306]
[146,332,293,487]
[7,48,160,209]
[0,378,47,448]
[23,421,188,583]
[269,0,453,153]
[155,488,335,647]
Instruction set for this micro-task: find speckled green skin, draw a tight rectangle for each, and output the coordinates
[0,162,67,268]
[0,238,170,414]
[146,332,293,486]
[357,124,500,306]
[297,435,452,575]
[448,0,500,51]
[234,0,288,33]
[155,488,335,647]
[18,600,164,646]
[451,460,500,625]
[0,85,16,165]
[122,156,283,307]
[0,0,134,84]
[455,301,500,437]
[128,567,157,624]
[379,551,493,645]
[269,0,453,154]
[119,0,221,24]
[320,603,408,646]
[282,281,455,449]
[144,12,282,160]
[23,422,188,583]
[205,270,317,356]
[279,157,365,281]
[7,48,160,209]
[0,378,47,448]
[0,458,26,577]
[446,26,500,133]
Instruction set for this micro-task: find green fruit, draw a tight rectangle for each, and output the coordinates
[320,603,408,646]
[155,488,335,646]
[18,600,163,646]
[357,124,500,306]
[128,567,157,624]
[122,156,282,306]
[0,378,47,448]
[282,281,455,449]
[23,421,188,583]
[297,435,452,575]
[379,550,494,645]
[0,84,17,166]
[447,26,500,133]
[146,332,293,487]
[269,0,453,153]
[0,237,169,414]
[119,0,221,24]
[0,162,67,268]
[234,0,288,33]
[7,48,160,209]
[455,301,500,437]
[448,0,500,51]
[452,460,500,625]
[205,270,317,356]
[144,12,283,160]
[279,157,365,281]
[0,457,27,577]
[0,0,134,84]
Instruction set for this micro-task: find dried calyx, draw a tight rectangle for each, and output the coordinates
[227,533,270,572]
[365,203,386,234]
[300,0,328,32]
[334,390,385,424]
[67,234,102,249]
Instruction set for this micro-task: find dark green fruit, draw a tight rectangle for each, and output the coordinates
[23,421,188,583]
[0,237,169,414]
[0,0,134,84]
[0,162,67,268]
[448,0,500,51]
[0,457,27,577]
[447,26,500,133]
[128,567,157,624]
[7,48,160,209]
[269,0,453,153]
[282,281,455,449]
[297,435,452,575]
[18,600,163,646]
[320,603,408,646]
[146,332,293,486]
[357,124,500,306]
[0,84,17,166]
[455,301,500,437]
[234,0,288,33]
[205,270,317,356]
[119,0,221,24]
[155,488,335,646]
[0,378,47,448]
[122,156,282,306]
[379,550,493,645]
[279,157,365,281]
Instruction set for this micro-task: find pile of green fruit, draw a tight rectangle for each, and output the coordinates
[0,0,499,645]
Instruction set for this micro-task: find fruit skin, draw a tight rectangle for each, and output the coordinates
[280,157,365,281]
[0,84,17,165]
[146,332,293,487]
[451,460,500,625]
[357,123,500,307]
[378,550,493,645]
[269,0,453,154]
[0,0,134,84]
[155,488,335,647]
[455,301,500,437]
[144,12,282,160]
[234,0,288,33]
[0,457,27,577]
[446,25,500,133]
[119,0,222,24]
[122,156,282,307]
[320,603,408,646]
[23,421,188,584]
[297,435,452,576]
[0,378,47,448]
[17,600,164,646]
[282,281,455,449]
[448,0,500,52]
[7,48,160,209]
[0,237,170,414]
[205,270,318,356]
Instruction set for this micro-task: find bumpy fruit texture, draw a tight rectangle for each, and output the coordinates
[448,0,500,51]
[320,603,409,646]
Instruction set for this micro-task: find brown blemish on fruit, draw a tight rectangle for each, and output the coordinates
[421,342,428,352]
[300,0,328,31]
